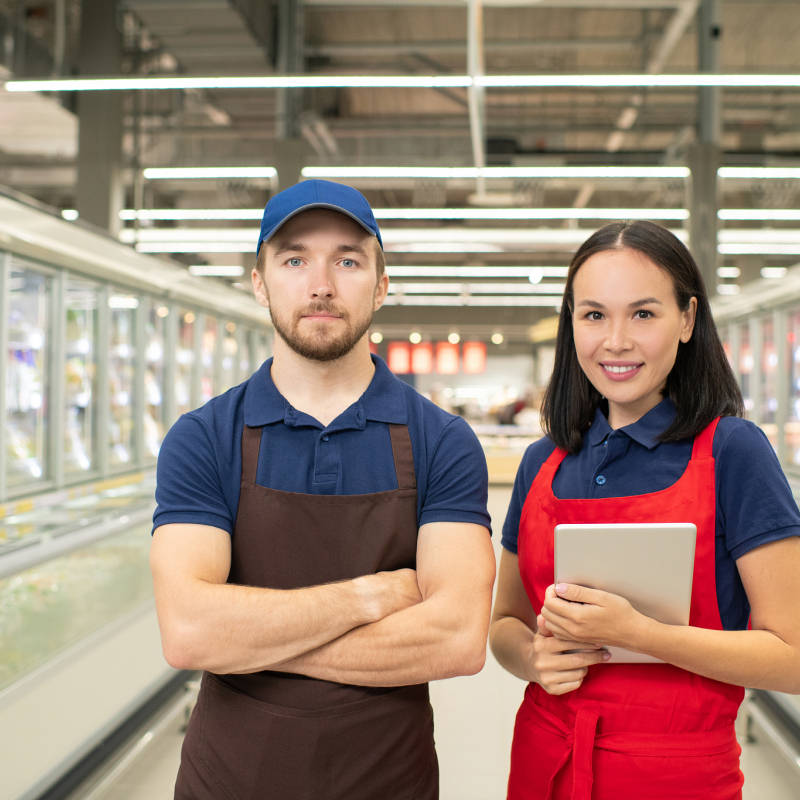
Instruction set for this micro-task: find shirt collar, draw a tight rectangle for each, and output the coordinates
[585,396,677,450]
[243,354,407,428]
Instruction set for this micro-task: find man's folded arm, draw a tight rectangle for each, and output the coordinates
[150,523,423,673]
[275,521,496,686]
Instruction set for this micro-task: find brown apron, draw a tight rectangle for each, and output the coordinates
[175,423,439,800]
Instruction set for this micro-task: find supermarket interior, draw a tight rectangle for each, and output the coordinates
[2,1,800,798]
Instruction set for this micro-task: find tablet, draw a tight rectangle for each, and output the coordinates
[553,523,696,664]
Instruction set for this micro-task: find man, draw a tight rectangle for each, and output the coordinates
[151,179,495,800]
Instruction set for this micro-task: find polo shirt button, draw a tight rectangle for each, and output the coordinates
[322,435,329,442]
[596,475,606,485]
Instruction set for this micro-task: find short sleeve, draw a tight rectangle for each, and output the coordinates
[715,419,800,559]
[418,416,491,532]
[501,437,557,554]
[153,413,235,534]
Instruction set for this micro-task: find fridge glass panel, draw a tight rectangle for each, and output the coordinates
[176,309,196,416]
[6,264,50,489]
[760,316,778,449]
[200,315,218,404]
[786,312,800,464]
[739,323,753,418]
[144,301,167,461]
[64,278,99,476]
[109,296,137,466]
[221,321,238,391]
[238,326,251,380]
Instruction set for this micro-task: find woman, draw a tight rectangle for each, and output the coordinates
[489,220,800,800]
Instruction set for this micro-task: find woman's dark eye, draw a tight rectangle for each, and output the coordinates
[636,310,652,319]
[587,311,603,321]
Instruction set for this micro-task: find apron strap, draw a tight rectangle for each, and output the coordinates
[240,424,263,485]
[690,416,721,461]
[388,424,417,491]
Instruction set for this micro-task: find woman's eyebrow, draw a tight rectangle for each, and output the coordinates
[576,299,605,309]
[630,297,662,308]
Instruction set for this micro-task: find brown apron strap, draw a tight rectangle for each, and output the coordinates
[388,424,417,490]
[240,424,262,485]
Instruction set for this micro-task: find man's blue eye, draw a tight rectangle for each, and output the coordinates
[289,258,302,266]
[342,259,355,267]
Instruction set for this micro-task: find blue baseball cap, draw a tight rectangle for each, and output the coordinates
[257,179,383,253]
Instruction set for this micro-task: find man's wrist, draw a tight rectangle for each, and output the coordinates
[350,574,385,625]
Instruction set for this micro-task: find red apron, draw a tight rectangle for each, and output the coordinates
[508,417,744,800]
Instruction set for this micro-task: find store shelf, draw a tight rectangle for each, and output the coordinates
[472,424,541,485]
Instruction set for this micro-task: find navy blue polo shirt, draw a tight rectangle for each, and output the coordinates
[153,355,491,536]
[501,398,800,631]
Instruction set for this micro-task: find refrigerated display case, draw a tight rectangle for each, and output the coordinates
[786,312,800,464]
[237,325,251,382]
[108,296,137,467]
[6,262,50,491]
[64,277,99,476]
[740,322,753,416]
[144,301,167,461]
[200,315,218,405]
[221,321,238,392]
[176,309,196,417]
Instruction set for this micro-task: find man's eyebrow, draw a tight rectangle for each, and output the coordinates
[272,242,309,256]
[335,243,369,256]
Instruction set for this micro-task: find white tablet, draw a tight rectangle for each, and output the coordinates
[553,523,696,664]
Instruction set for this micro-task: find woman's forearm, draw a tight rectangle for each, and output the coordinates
[634,619,800,694]
[489,615,536,682]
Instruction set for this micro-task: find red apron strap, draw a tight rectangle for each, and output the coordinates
[240,425,263,485]
[388,423,417,490]
[690,416,721,461]
[570,709,600,800]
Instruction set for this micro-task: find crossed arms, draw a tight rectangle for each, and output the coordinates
[151,520,495,686]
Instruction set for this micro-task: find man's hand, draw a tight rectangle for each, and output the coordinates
[356,569,423,622]
[540,583,647,650]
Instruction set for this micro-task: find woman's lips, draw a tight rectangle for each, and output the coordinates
[600,363,643,381]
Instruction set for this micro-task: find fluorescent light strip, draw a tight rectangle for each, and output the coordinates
[143,167,277,179]
[122,208,264,220]
[717,230,800,243]
[718,168,800,179]
[390,283,566,294]
[136,243,253,253]
[387,266,568,278]
[719,210,800,220]
[188,265,245,276]
[8,74,800,93]
[718,244,800,255]
[5,75,472,92]
[383,295,562,307]
[303,166,689,179]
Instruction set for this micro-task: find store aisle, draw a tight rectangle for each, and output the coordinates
[73,487,799,800]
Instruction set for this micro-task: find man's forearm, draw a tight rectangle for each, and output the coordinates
[157,571,419,674]
[276,592,491,686]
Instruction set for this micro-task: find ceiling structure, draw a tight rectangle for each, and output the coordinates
[1,0,800,344]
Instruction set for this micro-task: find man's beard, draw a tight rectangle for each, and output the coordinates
[268,297,374,362]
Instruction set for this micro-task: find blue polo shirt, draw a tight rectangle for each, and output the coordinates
[501,398,800,631]
[153,355,491,536]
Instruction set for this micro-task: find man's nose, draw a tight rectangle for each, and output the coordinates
[309,263,335,298]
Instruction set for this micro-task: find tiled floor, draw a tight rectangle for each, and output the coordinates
[75,487,800,800]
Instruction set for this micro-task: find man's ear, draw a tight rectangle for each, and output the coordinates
[252,268,270,310]
[373,273,390,311]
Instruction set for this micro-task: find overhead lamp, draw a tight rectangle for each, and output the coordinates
[719,210,800,221]
[188,265,246,277]
[5,75,472,92]
[135,242,253,253]
[717,285,741,296]
[303,166,689,180]
[762,267,789,279]
[121,208,264,220]
[409,332,422,344]
[383,295,565,307]
[716,267,741,279]
[61,209,79,220]
[718,244,800,255]
[717,229,800,244]
[108,296,139,309]
[373,207,688,220]
[491,333,504,345]
[718,168,800,179]
[386,266,568,278]
[448,333,461,344]
[143,167,277,180]
[389,283,566,295]
[8,74,800,93]
[370,332,383,344]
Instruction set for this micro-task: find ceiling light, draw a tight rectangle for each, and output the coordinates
[409,332,422,344]
[188,265,246,277]
[121,208,264,220]
[389,283,565,295]
[718,244,800,255]
[303,166,689,180]
[717,230,800,244]
[61,209,79,220]
[373,207,688,220]
[370,332,383,344]
[719,210,800,221]
[5,75,472,92]
[479,74,800,88]
[716,267,741,279]
[143,168,276,180]
[491,333,504,345]
[108,296,139,309]
[717,285,741,295]
[761,267,788,279]
[718,168,800,179]
[386,266,568,278]
[156,306,170,317]
[448,333,461,344]
[529,268,543,284]
[135,243,253,253]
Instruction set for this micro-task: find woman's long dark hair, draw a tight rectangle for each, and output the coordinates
[541,220,744,454]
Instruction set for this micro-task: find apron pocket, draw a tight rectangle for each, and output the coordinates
[196,674,438,800]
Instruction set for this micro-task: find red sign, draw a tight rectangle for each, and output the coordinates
[463,341,487,374]
[436,342,460,374]
[387,341,411,374]
[369,340,379,355]
[411,342,434,374]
